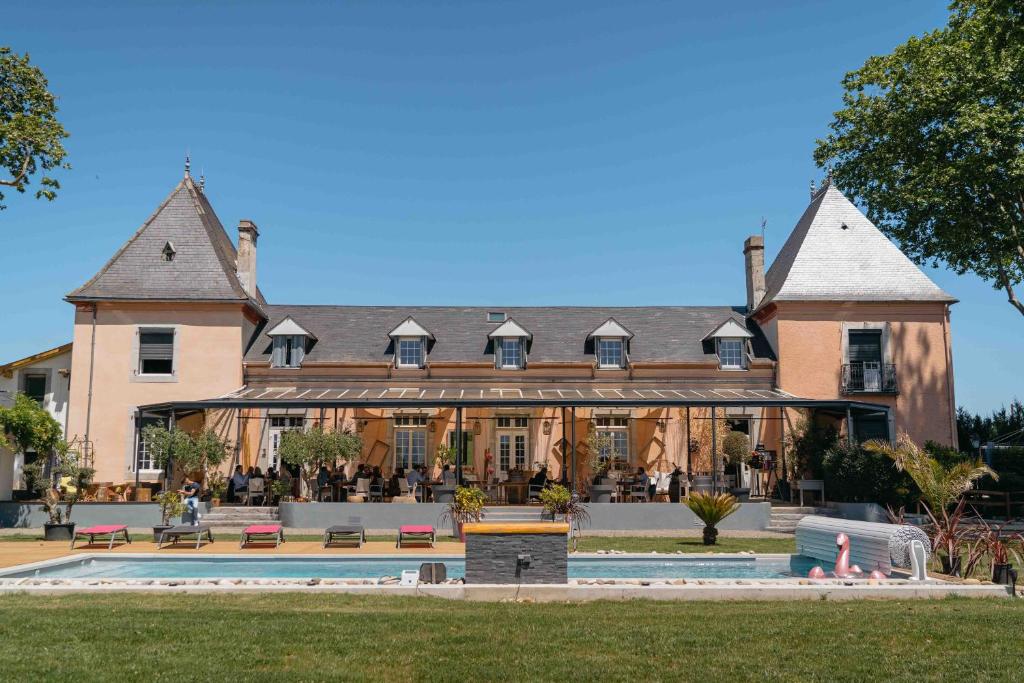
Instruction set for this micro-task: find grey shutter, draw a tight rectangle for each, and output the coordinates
[848,331,882,363]
[139,331,174,360]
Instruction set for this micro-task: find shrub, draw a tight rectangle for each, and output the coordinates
[721,431,750,467]
[686,492,739,545]
[822,441,916,508]
[785,418,838,480]
[154,491,186,526]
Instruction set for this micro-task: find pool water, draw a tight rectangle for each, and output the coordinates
[1,555,831,581]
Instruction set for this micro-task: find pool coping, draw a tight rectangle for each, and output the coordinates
[0,552,1010,601]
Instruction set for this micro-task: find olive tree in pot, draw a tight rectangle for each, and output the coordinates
[440,486,486,541]
[40,442,95,541]
[586,430,617,502]
[686,492,739,545]
[722,431,751,500]
[153,491,186,541]
[279,426,362,500]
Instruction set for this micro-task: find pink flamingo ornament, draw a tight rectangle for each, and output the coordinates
[809,532,875,579]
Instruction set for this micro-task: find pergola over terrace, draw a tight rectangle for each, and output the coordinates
[138,382,892,493]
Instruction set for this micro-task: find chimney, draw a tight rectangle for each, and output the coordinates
[236,219,259,298]
[744,235,765,313]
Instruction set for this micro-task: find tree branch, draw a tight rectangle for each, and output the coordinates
[0,153,32,188]
[996,263,1024,317]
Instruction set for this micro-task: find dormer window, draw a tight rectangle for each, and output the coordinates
[161,242,176,262]
[597,338,624,368]
[588,318,633,370]
[397,338,424,368]
[488,318,531,370]
[388,317,433,369]
[717,338,745,369]
[702,318,754,371]
[266,316,316,369]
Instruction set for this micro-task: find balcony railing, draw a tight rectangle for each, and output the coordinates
[841,363,898,394]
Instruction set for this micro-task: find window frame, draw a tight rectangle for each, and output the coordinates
[716,338,746,370]
[497,337,524,369]
[135,326,177,379]
[134,415,168,473]
[271,334,306,368]
[596,337,625,369]
[594,415,630,469]
[393,414,428,470]
[396,337,425,369]
[268,415,305,469]
[22,373,47,404]
[495,415,529,473]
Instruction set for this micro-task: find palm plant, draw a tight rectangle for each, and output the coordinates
[865,434,996,575]
[686,492,739,545]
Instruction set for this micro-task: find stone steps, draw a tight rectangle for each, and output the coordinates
[766,506,837,533]
[481,506,545,523]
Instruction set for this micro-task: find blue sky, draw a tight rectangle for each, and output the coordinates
[2,1,1019,413]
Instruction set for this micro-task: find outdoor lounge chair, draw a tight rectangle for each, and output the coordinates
[397,525,434,548]
[157,524,214,549]
[240,523,285,548]
[70,524,131,550]
[322,525,366,548]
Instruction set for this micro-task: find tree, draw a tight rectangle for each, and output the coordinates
[174,428,231,484]
[278,426,362,497]
[0,47,70,210]
[140,423,193,486]
[0,393,62,456]
[814,1,1024,316]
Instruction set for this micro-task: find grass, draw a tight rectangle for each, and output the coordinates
[0,594,1022,681]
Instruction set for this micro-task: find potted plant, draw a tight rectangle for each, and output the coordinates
[440,486,486,541]
[268,478,292,504]
[539,483,590,526]
[279,426,362,499]
[207,471,227,506]
[586,430,617,502]
[686,492,739,545]
[722,430,751,501]
[963,519,1023,586]
[41,441,94,541]
[866,435,995,577]
[153,491,186,542]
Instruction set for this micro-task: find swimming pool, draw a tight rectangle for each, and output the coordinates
[0,554,831,581]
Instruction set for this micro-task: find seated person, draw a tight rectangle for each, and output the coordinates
[251,466,265,481]
[529,466,549,488]
[406,466,425,488]
[317,465,331,490]
[354,464,372,481]
[441,464,457,487]
[388,468,404,497]
[266,466,278,481]
[636,467,650,488]
[229,465,248,501]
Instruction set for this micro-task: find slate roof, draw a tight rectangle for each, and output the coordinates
[760,182,956,309]
[244,305,774,364]
[67,176,267,312]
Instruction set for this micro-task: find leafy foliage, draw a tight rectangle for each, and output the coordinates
[140,424,193,473]
[539,484,590,527]
[0,393,62,455]
[440,486,486,527]
[721,431,750,466]
[866,434,996,513]
[278,426,362,496]
[40,442,93,524]
[154,490,185,526]
[785,417,838,480]
[822,441,915,508]
[814,1,1024,316]
[956,400,1024,452]
[686,492,739,544]
[0,46,70,210]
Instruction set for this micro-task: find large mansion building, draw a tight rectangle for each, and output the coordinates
[55,171,957,487]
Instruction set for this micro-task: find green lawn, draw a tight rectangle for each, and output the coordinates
[0,594,1021,681]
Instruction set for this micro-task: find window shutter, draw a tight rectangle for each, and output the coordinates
[848,331,882,363]
[138,332,174,360]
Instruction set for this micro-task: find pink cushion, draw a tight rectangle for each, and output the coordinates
[78,525,126,535]
[243,525,281,534]
[400,525,433,534]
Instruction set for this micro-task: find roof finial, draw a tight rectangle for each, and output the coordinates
[198,168,205,191]
[810,178,816,199]
[184,153,191,179]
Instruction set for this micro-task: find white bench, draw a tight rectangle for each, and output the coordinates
[795,515,929,575]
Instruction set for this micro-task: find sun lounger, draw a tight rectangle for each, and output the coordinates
[70,524,131,550]
[240,524,285,548]
[157,524,214,549]
[322,525,366,548]
[397,524,434,548]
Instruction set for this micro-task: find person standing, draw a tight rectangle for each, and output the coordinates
[178,476,201,525]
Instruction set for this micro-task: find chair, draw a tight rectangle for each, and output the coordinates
[240,524,284,548]
[323,525,365,548]
[397,525,434,548]
[70,525,130,550]
[318,484,333,502]
[797,479,825,506]
[352,478,370,502]
[398,479,411,497]
[630,483,650,503]
[369,481,384,503]
[157,524,214,550]
[242,478,265,506]
[527,483,544,503]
